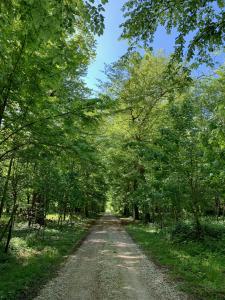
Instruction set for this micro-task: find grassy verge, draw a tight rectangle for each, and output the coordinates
[0,217,91,300]
[126,222,225,300]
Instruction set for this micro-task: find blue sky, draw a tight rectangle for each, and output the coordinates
[84,0,128,91]
[84,0,224,91]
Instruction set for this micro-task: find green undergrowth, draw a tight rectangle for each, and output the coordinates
[126,221,225,300]
[0,217,91,300]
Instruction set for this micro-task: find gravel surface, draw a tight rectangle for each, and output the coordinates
[35,215,187,300]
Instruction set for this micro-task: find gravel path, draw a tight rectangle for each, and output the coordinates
[35,215,187,300]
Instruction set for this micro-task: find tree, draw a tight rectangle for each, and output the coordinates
[101,51,225,232]
[121,0,225,65]
[0,0,108,252]
[101,52,190,220]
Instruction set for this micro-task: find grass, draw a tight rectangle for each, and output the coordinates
[126,221,225,300]
[0,216,91,300]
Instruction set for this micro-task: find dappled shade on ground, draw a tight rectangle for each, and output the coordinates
[35,215,186,300]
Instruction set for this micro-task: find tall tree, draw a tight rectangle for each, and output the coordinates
[121,0,225,65]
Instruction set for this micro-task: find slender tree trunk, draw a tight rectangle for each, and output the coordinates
[222,204,225,221]
[189,170,202,237]
[63,201,67,221]
[133,204,139,220]
[144,212,151,223]
[28,192,37,227]
[84,204,89,218]
[4,169,20,252]
[5,204,10,214]
[215,193,220,221]
[194,212,202,238]
[0,201,18,248]
[123,204,130,217]
[4,204,17,253]
[0,156,13,218]
[0,215,11,242]
[58,214,63,226]
[159,210,163,229]
[150,207,155,224]
[35,194,45,227]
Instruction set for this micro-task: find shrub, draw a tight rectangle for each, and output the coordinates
[171,221,225,242]
[171,222,196,242]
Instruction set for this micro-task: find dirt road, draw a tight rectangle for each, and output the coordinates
[35,215,187,300]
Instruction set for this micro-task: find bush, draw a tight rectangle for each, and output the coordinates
[171,221,225,242]
[203,224,225,239]
[171,222,196,242]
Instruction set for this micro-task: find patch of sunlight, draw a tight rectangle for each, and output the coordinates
[202,263,223,282]
[116,254,143,260]
[145,226,158,233]
[122,286,135,291]
[21,249,40,262]
[202,256,219,268]
[202,259,211,267]
[47,213,69,221]
[105,200,114,213]
[203,259,222,272]
[1,215,10,222]
[202,261,221,282]
[14,222,29,230]
[45,228,60,234]
[170,249,191,260]
[11,237,40,259]
[43,246,59,256]
[11,237,28,250]
[47,214,59,220]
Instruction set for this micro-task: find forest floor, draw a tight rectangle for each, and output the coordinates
[126,221,225,300]
[0,216,91,299]
[35,214,187,300]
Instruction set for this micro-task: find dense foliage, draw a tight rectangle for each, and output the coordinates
[127,221,225,299]
[121,0,225,65]
[0,0,108,252]
[0,1,225,299]
[101,52,225,233]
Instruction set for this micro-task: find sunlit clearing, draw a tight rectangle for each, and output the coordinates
[105,200,114,213]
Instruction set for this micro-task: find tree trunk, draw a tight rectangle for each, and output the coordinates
[4,204,17,253]
[193,210,202,238]
[215,193,220,221]
[159,210,163,229]
[0,156,13,218]
[144,212,151,223]
[4,172,20,252]
[133,204,139,220]
[0,199,18,250]
[123,204,130,217]
[84,204,89,218]
[35,193,45,227]
[28,192,37,227]
[63,203,67,221]
[222,203,225,221]
[0,215,11,242]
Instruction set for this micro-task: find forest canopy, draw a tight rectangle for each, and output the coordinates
[0,0,224,262]
[0,1,225,298]
[121,0,225,65]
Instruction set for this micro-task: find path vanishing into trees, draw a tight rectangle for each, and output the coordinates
[35,215,187,300]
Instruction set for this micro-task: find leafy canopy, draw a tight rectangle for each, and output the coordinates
[121,0,225,65]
